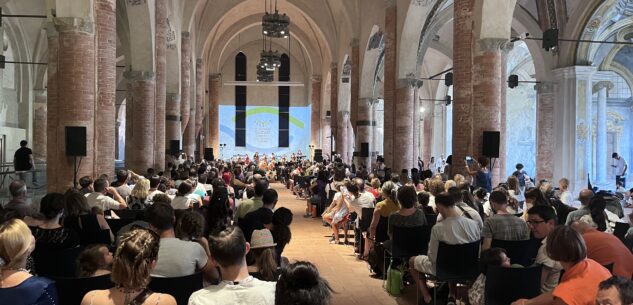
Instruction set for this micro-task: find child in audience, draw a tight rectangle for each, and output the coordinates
[275,261,333,305]
[77,243,113,277]
[468,247,512,305]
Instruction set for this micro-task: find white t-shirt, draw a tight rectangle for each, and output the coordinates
[152,238,208,278]
[559,190,574,206]
[147,190,164,204]
[188,276,276,305]
[535,237,562,293]
[349,191,376,215]
[171,196,194,210]
[614,157,627,176]
[85,192,121,210]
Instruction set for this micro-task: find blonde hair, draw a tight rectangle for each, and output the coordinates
[0,219,33,270]
[381,181,398,201]
[454,174,465,185]
[428,179,444,196]
[558,178,569,191]
[111,228,159,289]
[131,178,150,199]
[370,178,381,189]
[507,176,520,195]
[444,180,457,192]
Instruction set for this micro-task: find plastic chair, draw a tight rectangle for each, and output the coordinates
[614,222,630,244]
[374,216,389,244]
[51,274,114,305]
[33,246,84,277]
[385,225,432,259]
[485,264,543,305]
[423,241,480,305]
[148,272,203,305]
[106,218,136,235]
[491,239,535,267]
[360,207,375,232]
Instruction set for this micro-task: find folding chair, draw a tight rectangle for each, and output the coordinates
[52,274,114,305]
[149,272,203,305]
[485,264,543,305]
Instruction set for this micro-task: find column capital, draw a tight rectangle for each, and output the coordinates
[182,31,191,39]
[592,80,614,93]
[196,58,203,65]
[53,17,95,34]
[384,0,396,7]
[552,65,597,79]
[124,70,156,81]
[330,62,338,70]
[311,75,322,82]
[476,38,513,53]
[209,73,221,80]
[398,73,423,89]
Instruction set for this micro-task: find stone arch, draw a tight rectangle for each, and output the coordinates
[360,25,383,99]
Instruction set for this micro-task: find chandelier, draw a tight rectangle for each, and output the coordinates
[259,49,281,71]
[262,0,290,38]
[256,65,275,82]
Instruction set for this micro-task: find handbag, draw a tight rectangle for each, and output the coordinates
[386,261,404,296]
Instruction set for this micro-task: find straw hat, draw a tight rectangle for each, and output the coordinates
[250,229,277,249]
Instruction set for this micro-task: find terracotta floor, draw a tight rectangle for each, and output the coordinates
[272,183,418,305]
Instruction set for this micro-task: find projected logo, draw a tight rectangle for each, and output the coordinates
[219,106,310,158]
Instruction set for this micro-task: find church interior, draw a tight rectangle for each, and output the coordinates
[0,0,632,305]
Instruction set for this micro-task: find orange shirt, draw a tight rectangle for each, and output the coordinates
[552,259,612,305]
[582,229,633,278]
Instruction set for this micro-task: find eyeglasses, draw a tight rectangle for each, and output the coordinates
[526,220,545,225]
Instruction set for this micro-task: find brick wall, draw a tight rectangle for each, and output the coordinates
[96,0,116,177]
[383,4,397,168]
[154,0,167,170]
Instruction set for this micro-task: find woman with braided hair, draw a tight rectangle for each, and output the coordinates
[81,228,176,305]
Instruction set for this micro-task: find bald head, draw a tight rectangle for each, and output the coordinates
[578,189,594,206]
[571,220,594,234]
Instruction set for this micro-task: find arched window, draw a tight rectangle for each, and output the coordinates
[235,52,247,147]
[278,54,290,147]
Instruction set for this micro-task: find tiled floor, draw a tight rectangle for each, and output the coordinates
[273,183,417,305]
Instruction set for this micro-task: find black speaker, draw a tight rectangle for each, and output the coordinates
[169,140,180,156]
[204,148,214,161]
[65,126,86,156]
[314,149,323,162]
[360,142,369,158]
[482,131,500,158]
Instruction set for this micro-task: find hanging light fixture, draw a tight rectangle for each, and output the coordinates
[257,34,279,82]
[262,0,290,38]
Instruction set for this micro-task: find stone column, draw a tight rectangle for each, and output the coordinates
[154,0,167,170]
[329,63,338,157]
[95,0,116,177]
[451,0,474,175]
[124,71,156,173]
[472,38,512,186]
[208,74,220,154]
[33,90,47,162]
[422,99,433,166]
[310,76,322,148]
[356,97,374,170]
[46,18,97,192]
[383,0,397,168]
[180,32,191,137]
[392,78,416,172]
[350,39,360,133]
[195,59,204,158]
[337,111,349,162]
[594,81,613,183]
[552,66,595,192]
[536,82,555,180]
[165,92,181,152]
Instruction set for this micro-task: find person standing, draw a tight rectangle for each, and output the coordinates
[13,140,36,186]
[612,153,628,188]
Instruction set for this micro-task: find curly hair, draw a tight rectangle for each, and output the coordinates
[111,228,160,289]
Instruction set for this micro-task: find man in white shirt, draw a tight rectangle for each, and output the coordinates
[188,226,276,305]
[437,187,483,230]
[526,205,562,293]
[612,153,628,188]
[85,178,127,210]
[146,176,164,205]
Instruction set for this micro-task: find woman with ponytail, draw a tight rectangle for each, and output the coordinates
[271,207,293,265]
[81,228,176,305]
[0,218,58,305]
[275,261,333,305]
[580,196,613,233]
[247,229,280,281]
[368,181,400,242]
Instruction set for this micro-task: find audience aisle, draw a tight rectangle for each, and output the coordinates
[271,183,416,305]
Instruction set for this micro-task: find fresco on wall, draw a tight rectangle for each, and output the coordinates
[506,86,537,178]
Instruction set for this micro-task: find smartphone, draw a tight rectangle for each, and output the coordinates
[465,156,473,167]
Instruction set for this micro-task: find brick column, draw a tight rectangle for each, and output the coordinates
[337,111,349,162]
[393,80,416,172]
[536,82,555,180]
[350,39,360,133]
[46,18,97,192]
[383,1,397,168]
[165,92,181,152]
[451,0,474,175]
[422,100,433,166]
[499,47,510,180]
[472,38,510,186]
[154,0,167,170]
[33,90,47,162]
[356,97,374,170]
[310,76,322,148]
[181,32,191,136]
[95,0,116,177]
[124,71,156,173]
[329,63,338,157]
[208,74,220,154]
[195,59,204,159]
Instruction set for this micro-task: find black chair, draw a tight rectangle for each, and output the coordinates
[359,207,375,231]
[385,225,432,259]
[52,274,114,305]
[485,264,543,305]
[33,246,84,277]
[114,209,144,219]
[148,272,203,305]
[491,239,535,267]
[423,241,480,304]
[106,218,136,235]
[374,216,389,244]
[614,222,630,244]
[425,213,437,227]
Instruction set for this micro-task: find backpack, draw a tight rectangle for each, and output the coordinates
[386,262,404,296]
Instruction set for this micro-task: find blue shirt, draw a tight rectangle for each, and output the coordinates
[0,276,58,305]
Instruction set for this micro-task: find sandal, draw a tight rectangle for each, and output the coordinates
[329,240,340,244]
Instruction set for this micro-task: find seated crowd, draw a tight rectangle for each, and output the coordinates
[296,156,633,305]
[0,156,333,305]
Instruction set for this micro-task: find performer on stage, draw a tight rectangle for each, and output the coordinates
[245,154,250,164]
[253,151,260,165]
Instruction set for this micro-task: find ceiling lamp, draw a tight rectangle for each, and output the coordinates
[256,65,275,82]
[260,49,281,71]
[262,0,290,38]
